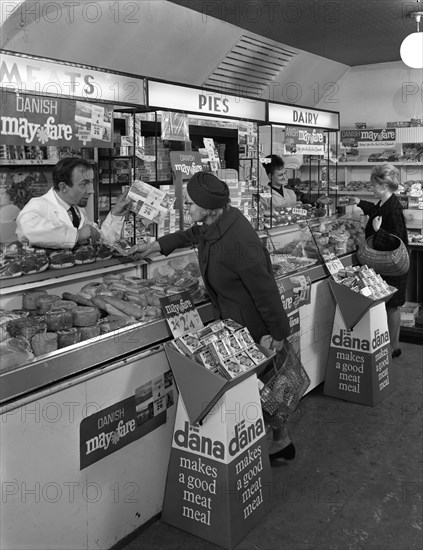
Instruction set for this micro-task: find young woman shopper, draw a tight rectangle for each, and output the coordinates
[349,163,409,358]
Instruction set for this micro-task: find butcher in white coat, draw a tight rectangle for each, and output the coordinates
[16,157,128,249]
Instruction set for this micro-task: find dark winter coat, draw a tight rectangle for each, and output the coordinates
[158,206,290,342]
[358,194,409,307]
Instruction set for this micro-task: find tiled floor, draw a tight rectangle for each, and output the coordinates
[119,342,422,550]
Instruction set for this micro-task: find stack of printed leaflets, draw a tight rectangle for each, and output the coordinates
[127,180,175,224]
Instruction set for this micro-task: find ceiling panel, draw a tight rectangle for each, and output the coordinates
[168,0,423,66]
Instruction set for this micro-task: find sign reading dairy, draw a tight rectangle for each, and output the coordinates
[162,375,272,549]
[324,301,394,406]
[268,102,339,130]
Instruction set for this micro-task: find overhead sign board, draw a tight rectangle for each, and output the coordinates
[0,52,146,105]
[268,102,339,130]
[148,81,266,122]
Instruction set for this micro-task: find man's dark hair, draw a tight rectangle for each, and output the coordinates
[262,154,284,177]
[52,157,93,190]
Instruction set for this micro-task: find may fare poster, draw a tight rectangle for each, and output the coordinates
[80,370,174,469]
[1,89,113,148]
[276,274,311,337]
[284,126,326,155]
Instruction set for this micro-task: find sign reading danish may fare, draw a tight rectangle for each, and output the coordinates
[0,89,113,148]
[79,370,174,469]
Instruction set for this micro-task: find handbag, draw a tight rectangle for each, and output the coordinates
[259,340,310,429]
[357,234,409,277]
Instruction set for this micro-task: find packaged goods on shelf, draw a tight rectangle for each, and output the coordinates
[169,319,267,380]
[332,265,394,300]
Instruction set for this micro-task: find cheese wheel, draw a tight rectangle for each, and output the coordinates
[72,306,100,327]
[45,309,74,331]
[36,295,61,315]
[31,332,58,356]
[57,328,81,348]
[77,324,101,341]
[22,289,48,310]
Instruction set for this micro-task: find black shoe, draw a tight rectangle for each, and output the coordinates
[269,442,296,462]
[392,348,402,359]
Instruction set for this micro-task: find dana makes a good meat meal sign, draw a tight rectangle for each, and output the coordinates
[161,375,272,548]
[80,370,174,469]
[1,89,113,148]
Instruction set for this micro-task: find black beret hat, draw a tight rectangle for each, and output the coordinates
[187,172,230,209]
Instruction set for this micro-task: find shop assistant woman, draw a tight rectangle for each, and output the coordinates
[261,154,297,209]
[129,171,294,461]
[350,163,409,358]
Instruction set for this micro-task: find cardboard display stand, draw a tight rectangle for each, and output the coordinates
[324,280,395,406]
[162,347,274,549]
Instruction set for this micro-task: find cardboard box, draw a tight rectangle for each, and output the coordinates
[328,279,397,330]
[400,302,419,324]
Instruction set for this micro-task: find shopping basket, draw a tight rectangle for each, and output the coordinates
[259,340,310,429]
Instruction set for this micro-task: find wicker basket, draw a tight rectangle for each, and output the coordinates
[357,235,409,277]
[259,341,310,429]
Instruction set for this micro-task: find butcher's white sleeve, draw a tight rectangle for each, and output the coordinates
[100,212,125,243]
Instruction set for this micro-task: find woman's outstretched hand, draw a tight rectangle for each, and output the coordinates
[128,241,160,259]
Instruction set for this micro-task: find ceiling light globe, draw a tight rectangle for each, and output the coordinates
[400,32,423,68]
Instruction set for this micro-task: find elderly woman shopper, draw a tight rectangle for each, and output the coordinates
[349,163,409,358]
[129,171,294,461]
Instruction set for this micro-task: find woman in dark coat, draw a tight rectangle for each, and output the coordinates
[351,163,409,358]
[130,171,293,461]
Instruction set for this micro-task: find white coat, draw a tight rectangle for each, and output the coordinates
[260,185,297,210]
[16,188,124,249]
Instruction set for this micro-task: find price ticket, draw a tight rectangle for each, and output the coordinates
[159,291,204,338]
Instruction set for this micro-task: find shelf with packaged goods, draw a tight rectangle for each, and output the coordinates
[301,155,423,192]
[0,159,58,166]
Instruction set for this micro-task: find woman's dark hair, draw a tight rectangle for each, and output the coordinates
[262,154,284,177]
[52,157,93,190]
